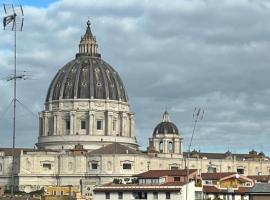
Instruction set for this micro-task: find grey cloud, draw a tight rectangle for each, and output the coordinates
[0,0,270,155]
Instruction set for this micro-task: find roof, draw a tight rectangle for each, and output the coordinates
[135,169,197,178]
[94,182,186,192]
[248,175,270,182]
[184,152,249,160]
[88,143,141,155]
[201,173,236,180]
[0,148,36,156]
[203,185,251,194]
[248,183,270,194]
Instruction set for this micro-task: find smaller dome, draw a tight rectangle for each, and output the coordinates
[258,151,265,157]
[249,149,257,156]
[190,149,200,158]
[153,111,179,135]
[225,150,232,156]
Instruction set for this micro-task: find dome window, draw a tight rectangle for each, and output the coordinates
[96,120,103,130]
[82,67,88,72]
[66,120,70,130]
[112,120,117,131]
[81,120,86,130]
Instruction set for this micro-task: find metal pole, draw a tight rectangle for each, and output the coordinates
[11,14,17,198]
[185,108,204,200]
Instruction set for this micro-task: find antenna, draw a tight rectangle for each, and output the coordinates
[185,107,204,200]
[2,3,24,198]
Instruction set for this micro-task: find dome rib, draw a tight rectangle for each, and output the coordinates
[73,60,83,99]
[89,58,94,99]
[98,59,109,100]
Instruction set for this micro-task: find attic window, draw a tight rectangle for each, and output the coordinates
[43,163,51,170]
[123,163,132,170]
[91,163,98,170]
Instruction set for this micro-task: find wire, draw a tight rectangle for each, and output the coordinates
[16,99,38,119]
[0,99,14,121]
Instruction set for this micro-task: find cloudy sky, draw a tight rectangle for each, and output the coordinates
[1,0,270,155]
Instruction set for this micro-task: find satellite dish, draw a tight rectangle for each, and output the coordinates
[236,174,240,179]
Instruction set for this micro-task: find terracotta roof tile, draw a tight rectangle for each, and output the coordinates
[135,169,197,178]
[201,173,236,180]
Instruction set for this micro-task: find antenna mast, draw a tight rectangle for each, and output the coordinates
[185,107,204,200]
[2,3,24,197]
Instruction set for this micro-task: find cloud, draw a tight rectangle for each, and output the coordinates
[1,0,270,155]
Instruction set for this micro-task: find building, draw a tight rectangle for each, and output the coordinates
[0,20,270,197]
[93,169,200,200]
[0,186,4,196]
[248,183,270,200]
[201,172,253,200]
[43,185,79,200]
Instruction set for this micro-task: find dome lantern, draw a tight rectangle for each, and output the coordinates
[76,20,100,58]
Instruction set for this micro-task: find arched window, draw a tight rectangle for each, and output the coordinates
[168,142,173,152]
[159,142,163,153]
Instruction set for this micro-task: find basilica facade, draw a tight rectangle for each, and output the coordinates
[0,21,269,193]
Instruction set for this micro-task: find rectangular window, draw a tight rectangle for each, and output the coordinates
[91,163,98,170]
[112,120,117,131]
[123,163,132,170]
[174,177,180,182]
[237,168,244,175]
[118,192,123,199]
[81,120,86,129]
[97,120,103,130]
[166,192,170,199]
[153,192,158,199]
[61,191,64,196]
[105,192,110,199]
[66,120,70,130]
[195,191,203,200]
[43,163,52,170]
[171,166,179,170]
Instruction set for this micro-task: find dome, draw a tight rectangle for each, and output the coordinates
[153,111,179,135]
[258,151,265,157]
[46,20,128,103]
[225,150,233,158]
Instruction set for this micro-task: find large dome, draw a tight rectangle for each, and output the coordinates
[46,56,128,102]
[37,21,137,151]
[46,20,128,103]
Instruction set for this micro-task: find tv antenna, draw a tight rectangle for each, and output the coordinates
[2,3,24,197]
[185,107,204,200]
